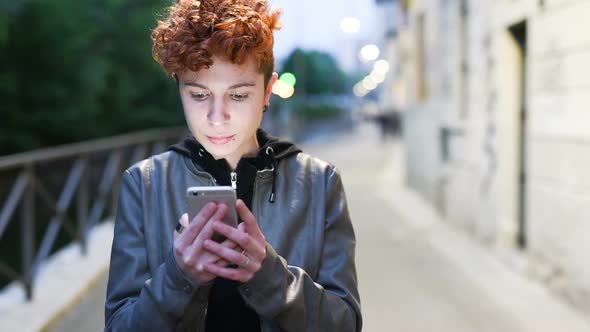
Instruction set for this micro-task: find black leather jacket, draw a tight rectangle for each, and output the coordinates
[104,136,362,331]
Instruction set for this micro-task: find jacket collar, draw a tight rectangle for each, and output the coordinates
[169,128,302,203]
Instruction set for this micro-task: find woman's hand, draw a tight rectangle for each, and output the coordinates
[202,199,267,283]
[173,203,236,285]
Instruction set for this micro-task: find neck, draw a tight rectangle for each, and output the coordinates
[225,138,260,171]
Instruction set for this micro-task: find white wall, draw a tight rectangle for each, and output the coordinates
[401,0,590,315]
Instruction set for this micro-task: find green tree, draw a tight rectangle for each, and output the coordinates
[0,0,183,155]
[280,48,350,95]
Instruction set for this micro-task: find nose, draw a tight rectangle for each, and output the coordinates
[207,98,229,126]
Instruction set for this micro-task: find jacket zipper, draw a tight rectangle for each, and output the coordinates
[230,171,237,190]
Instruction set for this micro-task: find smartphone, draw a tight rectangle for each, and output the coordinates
[186,186,238,242]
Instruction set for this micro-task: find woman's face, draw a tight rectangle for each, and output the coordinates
[178,56,277,168]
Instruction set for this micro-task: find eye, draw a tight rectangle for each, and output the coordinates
[230,93,249,101]
[190,92,209,101]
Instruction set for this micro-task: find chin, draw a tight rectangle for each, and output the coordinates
[204,144,235,158]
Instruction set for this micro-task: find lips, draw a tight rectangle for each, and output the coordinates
[206,135,235,145]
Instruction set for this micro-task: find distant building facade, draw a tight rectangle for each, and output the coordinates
[395,0,590,315]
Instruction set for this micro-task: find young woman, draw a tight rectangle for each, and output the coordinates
[104,0,361,331]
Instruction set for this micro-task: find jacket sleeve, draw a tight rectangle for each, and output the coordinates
[104,169,211,332]
[238,167,362,331]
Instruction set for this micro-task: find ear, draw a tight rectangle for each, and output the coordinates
[264,72,279,106]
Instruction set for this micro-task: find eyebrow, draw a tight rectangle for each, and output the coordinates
[183,82,257,89]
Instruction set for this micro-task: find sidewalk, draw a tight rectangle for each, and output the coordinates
[0,222,112,332]
[302,123,590,332]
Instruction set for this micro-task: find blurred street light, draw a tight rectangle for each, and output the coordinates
[340,17,361,34]
[373,59,390,74]
[359,44,380,62]
[353,57,390,97]
[272,80,295,99]
[362,77,377,90]
[279,72,297,86]
[370,59,389,84]
[370,71,386,83]
[353,83,368,97]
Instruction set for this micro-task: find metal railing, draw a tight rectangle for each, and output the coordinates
[0,127,186,300]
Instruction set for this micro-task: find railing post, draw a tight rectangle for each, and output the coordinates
[21,165,35,300]
[77,157,89,255]
[110,149,122,218]
[0,127,185,302]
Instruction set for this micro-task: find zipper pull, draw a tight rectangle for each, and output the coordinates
[230,171,237,190]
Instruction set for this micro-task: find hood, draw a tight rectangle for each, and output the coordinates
[169,128,301,203]
[169,128,301,163]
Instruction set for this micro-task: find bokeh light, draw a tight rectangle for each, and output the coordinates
[279,72,297,87]
[359,44,380,62]
[373,59,390,74]
[340,17,361,34]
[272,80,295,99]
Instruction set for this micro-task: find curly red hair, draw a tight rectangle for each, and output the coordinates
[152,0,282,85]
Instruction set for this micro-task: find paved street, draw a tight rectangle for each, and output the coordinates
[302,123,590,332]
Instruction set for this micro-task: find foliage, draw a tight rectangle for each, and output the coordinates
[280,48,351,95]
[0,0,184,155]
[274,48,354,124]
[299,103,343,120]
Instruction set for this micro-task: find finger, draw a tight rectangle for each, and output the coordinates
[192,202,220,224]
[215,259,231,267]
[211,221,265,261]
[182,204,230,270]
[194,203,228,245]
[177,202,218,248]
[220,236,239,250]
[203,262,252,283]
[195,228,236,267]
[235,200,264,241]
[203,239,257,271]
[199,250,231,269]
[213,221,251,250]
